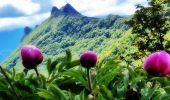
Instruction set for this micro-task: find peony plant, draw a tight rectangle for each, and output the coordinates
[21,45,43,77]
[80,51,97,93]
[80,51,97,69]
[144,51,170,76]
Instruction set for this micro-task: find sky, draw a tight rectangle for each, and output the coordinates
[0,28,23,62]
[0,0,148,63]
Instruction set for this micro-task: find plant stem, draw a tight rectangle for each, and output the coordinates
[34,67,43,87]
[34,67,40,78]
[87,68,92,93]
[0,66,20,100]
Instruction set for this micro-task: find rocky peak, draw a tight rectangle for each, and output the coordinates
[51,6,62,17]
[60,3,81,15]
[50,4,81,17]
[21,26,32,42]
[24,26,32,35]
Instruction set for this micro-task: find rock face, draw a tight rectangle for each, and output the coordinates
[60,4,81,15]
[51,6,63,17]
[21,26,32,41]
[24,26,32,35]
[51,3,81,17]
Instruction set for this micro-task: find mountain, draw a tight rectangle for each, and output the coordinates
[3,4,132,72]
[24,26,32,36]
[51,6,62,17]
[60,3,81,15]
[21,26,32,41]
[51,3,81,17]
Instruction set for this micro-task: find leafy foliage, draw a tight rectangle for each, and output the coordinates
[127,0,170,52]
[3,13,129,72]
[0,50,170,99]
[1,1,170,99]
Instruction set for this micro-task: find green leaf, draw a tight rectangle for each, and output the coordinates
[96,93,105,100]
[96,67,121,86]
[131,76,145,86]
[47,59,58,75]
[12,68,16,79]
[62,69,87,87]
[47,58,52,75]
[67,91,75,100]
[100,85,112,100]
[49,84,68,100]
[13,82,33,94]
[37,88,55,100]
[65,49,72,62]
[164,86,170,93]
[66,60,80,69]
[150,77,168,87]
[141,86,158,100]
[153,93,170,100]
[79,90,86,100]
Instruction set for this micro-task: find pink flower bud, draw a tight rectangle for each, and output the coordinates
[144,51,170,76]
[80,51,97,68]
[21,45,43,69]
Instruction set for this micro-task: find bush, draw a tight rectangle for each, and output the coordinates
[1,50,170,100]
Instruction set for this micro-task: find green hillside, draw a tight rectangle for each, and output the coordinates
[1,1,170,99]
[3,4,131,72]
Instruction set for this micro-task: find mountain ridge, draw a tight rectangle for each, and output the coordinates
[51,3,81,17]
[3,4,130,72]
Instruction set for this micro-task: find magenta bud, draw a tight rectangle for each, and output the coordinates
[21,45,43,69]
[80,51,97,68]
[144,51,170,76]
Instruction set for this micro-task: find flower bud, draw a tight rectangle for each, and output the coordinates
[21,45,43,69]
[88,94,94,100]
[144,51,170,76]
[80,51,97,69]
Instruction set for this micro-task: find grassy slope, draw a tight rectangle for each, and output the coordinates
[1,14,135,74]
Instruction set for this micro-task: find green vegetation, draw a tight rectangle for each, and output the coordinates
[1,0,170,99]
[3,13,129,73]
[127,0,170,52]
[1,50,170,99]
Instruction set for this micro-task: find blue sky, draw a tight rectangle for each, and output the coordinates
[0,0,148,63]
[0,28,23,62]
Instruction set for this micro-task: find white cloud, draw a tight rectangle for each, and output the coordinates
[0,0,40,15]
[0,0,148,30]
[52,0,148,16]
[0,13,50,30]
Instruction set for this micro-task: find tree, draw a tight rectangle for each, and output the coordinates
[127,0,170,52]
